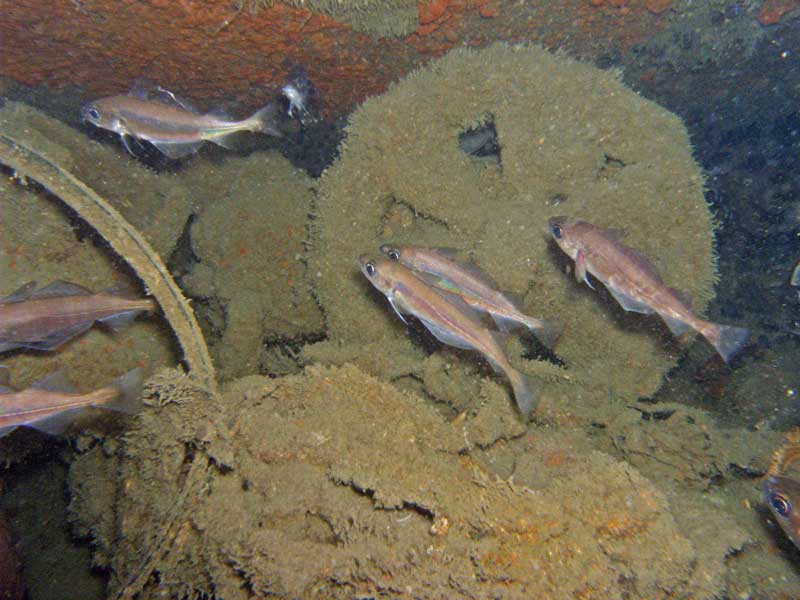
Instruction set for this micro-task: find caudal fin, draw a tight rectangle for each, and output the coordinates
[102,368,145,414]
[527,318,563,349]
[246,102,282,137]
[705,323,749,363]
[509,369,542,417]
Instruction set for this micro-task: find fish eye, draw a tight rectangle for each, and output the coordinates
[551,224,563,240]
[387,249,400,261]
[770,492,792,517]
[86,106,100,120]
[365,262,376,277]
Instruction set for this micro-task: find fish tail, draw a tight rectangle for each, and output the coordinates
[704,323,750,363]
[102,368,145,414]
[246,102,282,137]
[525,317,563,349]
[509,369,541,417]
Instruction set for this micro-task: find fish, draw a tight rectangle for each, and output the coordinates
[380,244,562,348]
[0,367,144,437]
[764,475,800,548]
[358,254,540,416]
[765,436,800,548]
[81,87,282,158]
[0,281,157,353]
[548,216,749,362]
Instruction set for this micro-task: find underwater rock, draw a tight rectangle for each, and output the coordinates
[307,44,717,422]
[69,364,720,599]
[0,512,24,600]
[180,153,324,380]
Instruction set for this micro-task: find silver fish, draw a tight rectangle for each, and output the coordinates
[0,367,143,437]
[359,254,540,416]
[0,281,157,353]
[380,244,562,348]
[81,87,281,158]
[548,216,749,362]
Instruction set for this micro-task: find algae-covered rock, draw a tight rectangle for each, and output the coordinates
[180,153,324,380]
[307,44,717,420]
[69,364,724,599]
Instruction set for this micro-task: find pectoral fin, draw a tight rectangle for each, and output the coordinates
[388,297,408,325]
[575,250,594,289]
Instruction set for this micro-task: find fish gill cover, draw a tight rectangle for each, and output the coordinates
[307,43,717,423]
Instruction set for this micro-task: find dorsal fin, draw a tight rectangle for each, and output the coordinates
[1,281,38,303]
[602,226,627,242]
[30,371,77,393]
[32,281,93,298]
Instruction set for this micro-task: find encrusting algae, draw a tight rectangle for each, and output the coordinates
[307,43,717,422]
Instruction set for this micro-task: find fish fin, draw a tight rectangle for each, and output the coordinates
[151,86,199,113]
[1,281,38,303]
[26,411,78,436]
[120,134,138,157]
[387,297,408,325]
[32,280,93,298]
[490,313,521,333]
[31,371,77,393]
[429,247,466,260]
[575,250,594,289]
[98,310,144,331]
[509,369,541,417]
[246,102,283,137]
[101,368,145,414]
[660,314,692,337]
[419,319,473,350]
[128,79,156,100]
[608,287,655,314]
[207,107,234,120]
[151,140,203,159]
[526,318,563,349]
[602,227,627,242]
[211,132,244,151]
[704,324,749,363]
[27,322,95,351]
[792,262,800,287]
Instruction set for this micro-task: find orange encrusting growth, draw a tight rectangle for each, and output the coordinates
[1,0,673,117]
